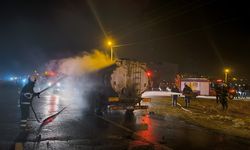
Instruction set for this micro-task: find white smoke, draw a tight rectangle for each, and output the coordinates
[45,50,114,110]
[51,50,113,76]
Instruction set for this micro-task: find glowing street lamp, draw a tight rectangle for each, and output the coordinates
[107,41,112,46]
[224,68,230,83]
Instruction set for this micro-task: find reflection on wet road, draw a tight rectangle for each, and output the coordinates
[47,95,59,114]
[1,85,250,149]
[35,91,247,150]
[106,110,250,150]
[25,93,153,149]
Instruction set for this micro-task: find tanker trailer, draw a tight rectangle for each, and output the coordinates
[90,59,151,114]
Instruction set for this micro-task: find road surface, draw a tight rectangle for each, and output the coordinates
[0,82,250,150]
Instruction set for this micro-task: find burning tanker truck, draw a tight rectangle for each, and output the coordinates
[87,59,151,115]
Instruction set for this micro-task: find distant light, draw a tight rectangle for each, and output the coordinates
[48,82,52,87]
[146,71,152,77]
[56,82,61,87]
[229,89,235,93]
[9,77,14,81]
[216,79,223,83]
[22,78,27,83]
[45,71,56,77]
[224,68,230,73]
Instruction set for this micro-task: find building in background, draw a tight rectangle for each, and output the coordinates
[179,78,210,96]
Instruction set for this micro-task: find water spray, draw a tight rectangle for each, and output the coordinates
[31,76,67,123]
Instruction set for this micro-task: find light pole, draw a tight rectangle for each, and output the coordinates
[224,68,230,83]
[107,40,113,61]
[110,46,113,61]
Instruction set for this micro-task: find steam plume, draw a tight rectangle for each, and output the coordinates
[45,50,114,110]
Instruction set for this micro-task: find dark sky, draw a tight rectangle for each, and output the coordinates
[0,0,249,79]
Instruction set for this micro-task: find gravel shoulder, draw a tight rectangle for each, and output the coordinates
[146,97,250,139]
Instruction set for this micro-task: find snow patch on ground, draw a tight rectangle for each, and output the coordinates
[142,91,250,100]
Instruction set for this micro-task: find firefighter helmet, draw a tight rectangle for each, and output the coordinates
[29,74,38,82]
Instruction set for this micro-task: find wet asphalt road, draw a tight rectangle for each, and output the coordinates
[24,93,154,150]
[107,111,250,150]
[1,82,250,150]
[0,82,20,150]
[0,83,154,150]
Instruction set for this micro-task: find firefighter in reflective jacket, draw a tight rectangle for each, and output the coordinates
[19,76,40,129]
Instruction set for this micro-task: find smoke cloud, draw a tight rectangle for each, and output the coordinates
[56,50,113,76]
[45,50,114,110]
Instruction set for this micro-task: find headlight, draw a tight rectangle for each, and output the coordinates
[22,78,27,83]
[56,82,61,87]
[48,82,52,86]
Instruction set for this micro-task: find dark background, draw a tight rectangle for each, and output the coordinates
[0,0,249,80]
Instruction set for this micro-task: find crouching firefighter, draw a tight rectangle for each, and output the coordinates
[19,75,40,130]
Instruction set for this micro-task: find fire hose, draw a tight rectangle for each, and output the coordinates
[30,76,67,123]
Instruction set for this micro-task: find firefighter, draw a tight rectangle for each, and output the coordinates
[19,75,40,130]
[171,85,180,107]
[182,83,193,108]
[215,85,222,103]
[220,84,228,110]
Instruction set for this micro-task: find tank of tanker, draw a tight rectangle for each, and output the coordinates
[94,59,150,105]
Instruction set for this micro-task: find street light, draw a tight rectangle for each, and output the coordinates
[224,68,230,83]
[107,41,112,46]
[107,40,114,61]
[106,39,130,61]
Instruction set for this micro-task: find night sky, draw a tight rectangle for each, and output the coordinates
[0,0,249,80]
